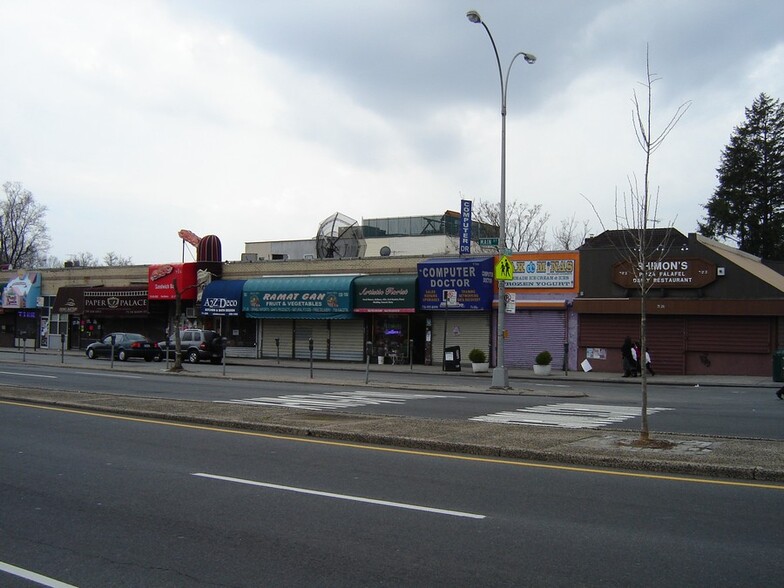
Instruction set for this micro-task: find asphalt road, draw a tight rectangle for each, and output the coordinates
[1,357,782,439]
[2,400,783,587]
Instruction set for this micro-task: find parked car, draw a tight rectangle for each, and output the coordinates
[154,329,224,364]
[85,332,159,362]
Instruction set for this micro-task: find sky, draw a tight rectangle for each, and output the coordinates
[1,0,783,266]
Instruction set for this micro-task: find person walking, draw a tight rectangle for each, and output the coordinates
[643,346,655,376]
[621,336,635,377]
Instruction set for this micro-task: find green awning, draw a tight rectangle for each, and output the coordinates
[352,274,416,313]
[243,275,358,319]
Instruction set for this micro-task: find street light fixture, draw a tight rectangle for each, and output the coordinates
[466,9,536,389]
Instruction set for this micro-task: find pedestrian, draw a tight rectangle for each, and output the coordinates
[621,336,635,377]
[776,386,783,400]
[643,347,655,376]
[632,342,642,376]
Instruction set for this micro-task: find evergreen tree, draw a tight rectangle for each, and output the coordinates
[699,93,784,258]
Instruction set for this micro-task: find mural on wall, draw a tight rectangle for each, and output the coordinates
[1,270,41,308]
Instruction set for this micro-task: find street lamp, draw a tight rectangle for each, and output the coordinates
[466,9,536,389]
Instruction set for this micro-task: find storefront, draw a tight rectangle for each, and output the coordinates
[243,275,364,361]
[501,252,580,370]
[200,279,255,355]
[352,274,421,364]
[417,257,494,366]
[576,230,784,376]
[53,286,166,349]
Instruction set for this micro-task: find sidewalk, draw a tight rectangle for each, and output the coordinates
[2,348,783,484]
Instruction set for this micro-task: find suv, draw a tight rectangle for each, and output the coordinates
[155,329,224,364]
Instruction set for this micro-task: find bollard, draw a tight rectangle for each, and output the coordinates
[222,337,228,376]
[308,338,314,379]
[364,340,372,384]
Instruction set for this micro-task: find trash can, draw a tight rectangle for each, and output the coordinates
[443,346,461,372]
[773,349,784,382]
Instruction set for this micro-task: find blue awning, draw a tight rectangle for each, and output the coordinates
[243,275,358,319]
[201,280,245,316]
[417,256,494,311]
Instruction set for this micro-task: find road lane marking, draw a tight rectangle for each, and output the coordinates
[222,390,451,411]
[3,399,783,491]
[471,403,673,428]
[0,371,57,379]
[0,561,77,587]
[192,472,485,519]
[72,371,143,379]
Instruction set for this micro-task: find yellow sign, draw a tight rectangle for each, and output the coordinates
[495,256,514,281]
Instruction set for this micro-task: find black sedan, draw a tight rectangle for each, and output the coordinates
[85,333,159,362]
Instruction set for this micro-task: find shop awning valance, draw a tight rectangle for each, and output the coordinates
[201,279,245,316]
[53,287,86,314]
[243,275,358,319]
[417,257,494,311]
[352,274,416,313]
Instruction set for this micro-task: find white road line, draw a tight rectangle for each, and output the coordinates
[192,472,485,520]
[0,371,57,379]
[221,390,450,411]
[72,371,142,379]
[471,403,672,429]
[0,561,77,588]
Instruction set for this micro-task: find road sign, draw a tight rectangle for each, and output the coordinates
[479,238,499,247]
[495,256,514,281]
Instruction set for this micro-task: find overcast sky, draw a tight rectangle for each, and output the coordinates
[1,0,782,265]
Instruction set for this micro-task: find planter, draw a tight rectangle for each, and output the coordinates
[471,362,490,373]
[533,363,552,376]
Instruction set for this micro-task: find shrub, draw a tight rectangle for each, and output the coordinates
[468,348,487,363]
[535,350,552,366]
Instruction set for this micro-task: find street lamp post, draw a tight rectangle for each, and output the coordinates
[466,9,535,389]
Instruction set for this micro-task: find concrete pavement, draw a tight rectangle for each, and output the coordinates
[1,348,783,484]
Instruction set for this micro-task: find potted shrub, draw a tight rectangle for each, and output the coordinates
[468,348,489,373]
[533,350,553,376]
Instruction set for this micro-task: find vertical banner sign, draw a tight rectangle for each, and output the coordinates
[460,199,472,255]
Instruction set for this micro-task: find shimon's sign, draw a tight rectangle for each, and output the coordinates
[612,258,716,289]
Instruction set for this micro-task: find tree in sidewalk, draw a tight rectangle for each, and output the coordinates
[698,93,784,259]
[585,48,690,444]
[0,181,50,268]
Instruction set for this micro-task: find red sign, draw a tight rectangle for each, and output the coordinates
[148,263,198,300]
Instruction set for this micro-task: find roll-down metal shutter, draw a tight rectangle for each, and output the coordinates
[504,310,566,369]
[431,311,492,366]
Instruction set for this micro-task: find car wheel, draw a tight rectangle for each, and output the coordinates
[118,349,128,361]
[188,350,200,364]
[87,348,96,359]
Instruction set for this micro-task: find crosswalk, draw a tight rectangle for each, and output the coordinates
[221,390,451,411]
[470,403,672,429]
[221,393,671,429]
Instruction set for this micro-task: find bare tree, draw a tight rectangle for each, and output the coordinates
[66,252,100,267]
[0,182,50,268]
[585,48,690,444]
[552,214,591,250]
[474,199,550,252]
[104,251,133,266]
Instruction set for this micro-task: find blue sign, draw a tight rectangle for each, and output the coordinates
[460,199,472,255]
[417,257,494,311]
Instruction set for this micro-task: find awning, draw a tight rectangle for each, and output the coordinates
[417,257,494,311]
[201,279,245,316]
[53,287,86,314]
[352,275,416,313]
[243,275,358,319]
